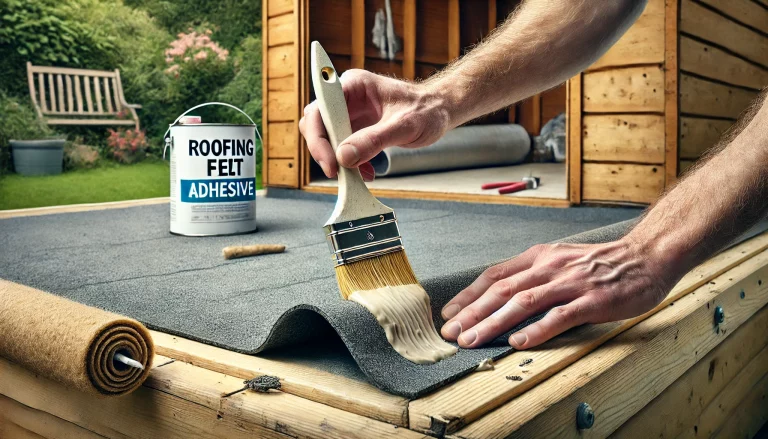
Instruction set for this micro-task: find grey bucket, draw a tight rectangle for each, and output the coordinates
[10,139,66,176]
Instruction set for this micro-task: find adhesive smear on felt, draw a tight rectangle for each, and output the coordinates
[348,284,457,364]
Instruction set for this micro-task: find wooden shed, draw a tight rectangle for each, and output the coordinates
[262,0,768,206]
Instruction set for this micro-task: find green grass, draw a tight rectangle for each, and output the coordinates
[0,161,263,210]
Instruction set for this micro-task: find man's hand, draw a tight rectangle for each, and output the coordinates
[440,239,676,350]
[299,69,451,180]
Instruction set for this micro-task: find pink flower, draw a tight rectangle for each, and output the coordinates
[194,50,208,60]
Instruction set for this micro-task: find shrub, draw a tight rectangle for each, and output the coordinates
[0,92,54,173]
[107,128,149,164]
[0,0,116,95]
[64,140,101,170]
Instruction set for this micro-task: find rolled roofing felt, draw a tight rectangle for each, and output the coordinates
[0,279,153,396]
[369,124,531,177]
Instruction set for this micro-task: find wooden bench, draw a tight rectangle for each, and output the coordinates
[26,62,142,130]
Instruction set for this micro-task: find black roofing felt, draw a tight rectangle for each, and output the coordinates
[0,192,645,397]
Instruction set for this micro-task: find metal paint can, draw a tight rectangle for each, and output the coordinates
[164,103,261,236]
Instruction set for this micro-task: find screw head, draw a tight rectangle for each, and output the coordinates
[714,306,725,325]
[576,402,595,430]
[740,290,745,299]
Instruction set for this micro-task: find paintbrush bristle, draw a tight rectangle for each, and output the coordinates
[335,250,419,299]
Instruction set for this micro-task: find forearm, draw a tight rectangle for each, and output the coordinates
[626,91,768,281]
[425,0,647,127]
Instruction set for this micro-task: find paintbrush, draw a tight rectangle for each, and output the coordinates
[311,42,456,364]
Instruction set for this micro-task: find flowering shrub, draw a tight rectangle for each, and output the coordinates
[164,29,229,77]
[107,128,148,164]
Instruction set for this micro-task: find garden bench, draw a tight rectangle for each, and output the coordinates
[26,62,142,130]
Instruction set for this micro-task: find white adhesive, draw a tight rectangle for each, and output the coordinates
[349,284,458,364]
[167,103,260,236]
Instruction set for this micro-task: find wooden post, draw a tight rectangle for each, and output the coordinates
[488,0,496,32]
[448,0,460,60]
[568,74,582,204]
[403,0,416,79]
[351,0,365,69]
[664,0,679,186]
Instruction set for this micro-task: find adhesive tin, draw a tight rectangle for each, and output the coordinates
[165,103,261,236]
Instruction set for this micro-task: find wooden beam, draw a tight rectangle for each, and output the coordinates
[588,0,665,70]
[454,248,768,438]
[151,331,409,426]
[0,394,107,439]
[680,117,734,159]
[408,234,768,435]
[487,0,496,31]
[582,163,664,204]
[664,0,679,187]
[704,375,768,439]
[697,0,768,34]
[612,301,768,438]
[403,0,416,79]
[448,0,460,60]
[680,37,768,91]
[351,0,365,69]
[567,74,582,204]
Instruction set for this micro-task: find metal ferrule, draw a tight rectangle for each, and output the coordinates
[324,212,403,265]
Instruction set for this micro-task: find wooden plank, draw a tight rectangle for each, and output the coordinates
[309,0,351,57]
[582,65,665,113]
[47,74,57,113]
[582,115,665,163]
[416,0,451,64]
[664,0,679,188]
[145,357,424,439]
[680,117,733,159]
[65,75,73,113]
[582,163,664,204]
[403,0,416,79]
[488,0,496,31]
[37,73,47,113]
[93,77,103,113]
[708,375,768,439]
[268,13,294,47]
[83,76,93,113]
[26,64,40,117]
[267,91,296,121]
[45,119,136,126]
[612,302,768,438]
[0,197,170,220]
[540,84,566,126]
[351,0,364,69]
[448,0,460,60]
[267,0,293,17]
[680,37,768,90]
[680,74,758,119]
[303,185,571,208]
[408,234,768,435]
[56,74,65,112]
[262,0,269,186]
[267,159,299,187]
[27,65,116,77]
[151,330,408,427]
[0,357,291,439]
[0,394,106,439]
[568,74,582,204]
[698,0,768,34]
[73,76,83,113]
[681,0,768,68]
[588,0,665,70]
[676,354,768,439]
[111,78,122,111]
[456,251,768,439]
[103,76,114,113]
[268,76,295,91]
[267,122,297,159]
[268,45,296,79]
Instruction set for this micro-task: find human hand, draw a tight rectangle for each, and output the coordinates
[440,239,678,350]
[299,69,452,181]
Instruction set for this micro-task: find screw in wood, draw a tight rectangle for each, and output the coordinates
[576,402,595,430]
[714,306,725,325]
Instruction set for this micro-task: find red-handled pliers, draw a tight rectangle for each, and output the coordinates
[481,176,540,194]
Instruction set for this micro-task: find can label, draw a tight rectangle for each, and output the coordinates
[170,124,257,236]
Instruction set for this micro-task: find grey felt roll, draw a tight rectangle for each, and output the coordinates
[369,124,531,176]
[0,280,154,396]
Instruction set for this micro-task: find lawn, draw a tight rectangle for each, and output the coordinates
[0,161,264,210]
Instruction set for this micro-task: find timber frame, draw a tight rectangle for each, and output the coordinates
[261,0,767,206]
[1,197,768,438]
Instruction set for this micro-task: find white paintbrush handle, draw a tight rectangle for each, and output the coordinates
[311,42,393,225]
